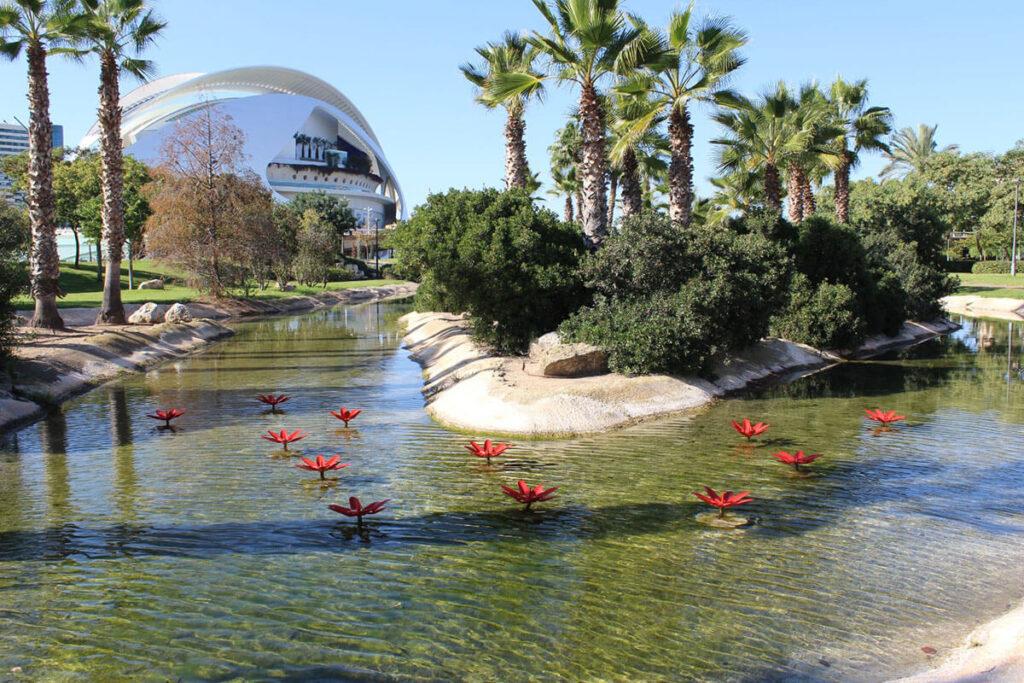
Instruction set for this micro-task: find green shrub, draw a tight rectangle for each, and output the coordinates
[0,204,28,356]
[972,260,1012,274]
[770,273,867,349]
[863,230,957,321]
[792,217,870,290]
[390,188,586,353]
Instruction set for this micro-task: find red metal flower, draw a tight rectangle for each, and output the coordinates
[260,428,307,451]
[257,394,290,412]
[731,418,769,440]
[465,439,509,462]
[329,407,362,427]
[146,408,184,428]
[773,450,822,471]
[501,480,558,511]
[693,486,754,518]
[329,496,389,524]
[865,409,906,426]
[296,454,349,480]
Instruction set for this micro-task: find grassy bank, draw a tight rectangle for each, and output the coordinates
[14,260,404,309]
[955,272,1024,299]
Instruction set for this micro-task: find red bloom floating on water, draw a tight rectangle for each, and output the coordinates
[329,496,389,524]
[296,454,349,480]
[146,408,184,428]
[865,408,906,427]
[465,439,509,462]
[261,428,307,451]
[257,394,290,412]
[731,418,769,441]
[693,486,754,518]
[501,480,558,511]
[773,450,822,471]
[329,407,362,427]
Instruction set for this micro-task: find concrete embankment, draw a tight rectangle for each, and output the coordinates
[401,312,960,437]
[943,295,1024,321]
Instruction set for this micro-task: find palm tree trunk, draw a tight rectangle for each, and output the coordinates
[800,175,816,218]
[97,50,127,324]
[786,163,802,223]
[71,226,80,269]
[576,192,583,225]
[25,43,64,330]
[668,105,695,228]
[504,106,530,190]
[620,146,642,221]
[764,163,783,214]
[563,195,573,223]
[578,82,608,247]
[607,173,617,226]
[835,152,852,223]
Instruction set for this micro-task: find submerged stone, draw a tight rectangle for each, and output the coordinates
[695,512,752,528]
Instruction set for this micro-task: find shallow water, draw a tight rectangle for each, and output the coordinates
[1,303,1022,681]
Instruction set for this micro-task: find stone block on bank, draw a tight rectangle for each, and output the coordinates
[138,278,164,290]
[164,303,193,323]
[128,302,166,325]
[529,331,608,378]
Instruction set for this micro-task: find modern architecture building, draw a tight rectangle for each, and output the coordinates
[79,66,405,229]
[0,120,64,206]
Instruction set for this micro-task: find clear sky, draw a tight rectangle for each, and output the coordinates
[1,0,1020,212]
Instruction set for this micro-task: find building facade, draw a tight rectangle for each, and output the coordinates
[79,66,404,230]
[0,120,63,206]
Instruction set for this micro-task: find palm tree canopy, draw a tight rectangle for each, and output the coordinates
[79,0,165,79]
[827,76,892,169]
[459,30,544,112]
[0,0,89,58]
[881,123,958,178]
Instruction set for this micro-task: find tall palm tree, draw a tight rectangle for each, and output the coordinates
[881,123,958,179]
[610,94,668,221]
[784,83,835,223]
[494,0,654,246]
[548,118,582,223]
[825,77,892,223]
[616,7,746,227]
[1,0,87,329]
[80,0,165,325]
[460,31,544,190]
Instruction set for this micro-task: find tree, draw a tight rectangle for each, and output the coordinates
[1,0,89,329]
[548,119,582,223]
[80,0,165,324]
[616,7,746,227]
[783,83,835,223]
[293,208,339,288]
[825,77,892,223]
[0,203,29,356]
[881,124,958,179]
[460,31,545,190]
[288,191,356,244]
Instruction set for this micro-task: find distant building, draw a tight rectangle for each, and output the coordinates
[0,120,64,206]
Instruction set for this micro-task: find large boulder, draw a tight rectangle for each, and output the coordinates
[529,332,608,378]
[137,278,164,290]
[164,303,193,323]
[128,302,166,325]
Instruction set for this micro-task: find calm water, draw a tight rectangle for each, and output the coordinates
[1,302,1023,681]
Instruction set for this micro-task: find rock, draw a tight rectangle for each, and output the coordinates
[128,302,166,325]
[529,331,608,378]
[137,278,164,290]
[277,282,295,291]
[164,303,192,323]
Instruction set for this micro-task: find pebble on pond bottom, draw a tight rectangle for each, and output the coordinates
[695,512,752,528]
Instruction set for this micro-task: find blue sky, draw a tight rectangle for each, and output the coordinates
[1,0,1020,212]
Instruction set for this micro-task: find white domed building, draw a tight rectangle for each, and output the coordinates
[80,66,405,228]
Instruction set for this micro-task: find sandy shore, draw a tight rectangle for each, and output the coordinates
[401,311,959,437]
[943,295,1024,321]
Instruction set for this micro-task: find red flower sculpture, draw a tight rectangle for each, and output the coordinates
[329,496,389,524]
[693,486,754,518]
[731,418,769,441]
[146,408,184,428]
[260,428,307,451]
[501,480,558,511]
[296,454,349,480]
[329,407,362,427]
[465,439,509,462]
[865,409,906,427]
[773,450,822,471]
[257,394,290,412]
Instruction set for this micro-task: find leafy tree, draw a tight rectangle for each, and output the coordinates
[292,208,338,288]
[0,203,29,356]
[881,124,958,179]
[288,190,357,244]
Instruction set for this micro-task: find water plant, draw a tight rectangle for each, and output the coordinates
[731,418,769,441]
[501,480,558,512]
[146,408,184,428]
[257,394,290,413]
[465,439,509,463]
[865,408,906,427]
[329,496,389,525]
[296,454,349,480]
[261,428,307,451]
[329,407,362,427]
[772,450,822,472]
[693,486,753,518]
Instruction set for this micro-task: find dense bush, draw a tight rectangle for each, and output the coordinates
[863,231,957,321]
[770,273,866,349]
[390,188,587,353]
[0,204,29,357]
[971,260,1012,274]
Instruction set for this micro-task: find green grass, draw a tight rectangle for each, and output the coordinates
[13,259,406,309]
[953,272,1024,299]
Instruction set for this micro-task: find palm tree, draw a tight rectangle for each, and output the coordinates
[784,83,835,223]
[495,0,654,246]
[616,7,746,227]
[881,124,958,179]
[825,77,892,223]
[460,31,544,190]
[1,0,87,329]
[548,118,582,223]
[80,0,165,325]
[610,94,668,221]
[703,170,761,224]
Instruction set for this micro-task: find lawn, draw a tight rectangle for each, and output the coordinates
[13,259,406,309]
[953,272,1024,299]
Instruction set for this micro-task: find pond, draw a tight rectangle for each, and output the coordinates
[1,301,1022,681]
